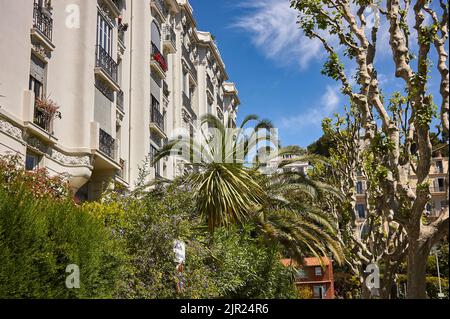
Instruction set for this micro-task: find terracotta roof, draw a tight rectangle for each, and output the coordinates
[281,257,331,267]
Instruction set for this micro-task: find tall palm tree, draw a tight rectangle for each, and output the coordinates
[154,114,344,263]
[255,160,345,264]
[154,114,274,231]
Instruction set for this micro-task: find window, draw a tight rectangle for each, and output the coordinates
[151,21,161,50]
[314,266,322,276]
[29,54,46,98]
[29,76,43,99]
[356,204,366,219]
[150,145,160,176]
[97,12,112,54]
[436,160,444,173]
[356,181,364,194]
[313,285,326,299]
[296,269,307,280]
[437,178,445,192]
[25,152,40,171]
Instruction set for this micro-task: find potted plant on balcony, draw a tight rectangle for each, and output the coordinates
[34,96,61,132]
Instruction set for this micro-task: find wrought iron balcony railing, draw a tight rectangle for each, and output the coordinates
[217,94,223,110]
[117,90,124,112]
[96,45,118,83]
[151,104,165,131]
[99,129,116,160]
[182,92,191,110]
[163,25,176,49]
[163,81,170,97]
[207,76,214,95]
[182,45,197,81]
[34,107,54,134]
[33,2,53,41]
[151,42,168,72]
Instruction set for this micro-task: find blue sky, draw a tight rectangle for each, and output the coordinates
[189,0,445,148]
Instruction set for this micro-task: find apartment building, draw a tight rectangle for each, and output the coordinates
[355,155,449,235]
[282,257,335,299]
[0,0,240,201]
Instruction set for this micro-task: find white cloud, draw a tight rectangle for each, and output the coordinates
[232,0,326,70]
[279,85,341,130]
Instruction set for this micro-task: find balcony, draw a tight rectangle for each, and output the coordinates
[33,107,54,134]
[151,43,168,78]
[163,81,170,97]
[163,25,176,54]
[95,45,120,90]
[217,94,224,111]
[99,129,117,160]
[182,92,197,120]
[116,90,124,113]
[182,45,197,82]
[207,76,214,96]
[150,104,165,137]
[217,107,224,121]
[33,2,53,42]
[151,0,169,21]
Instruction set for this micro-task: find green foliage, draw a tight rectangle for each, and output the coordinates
[0,160,123,298]
[322,53,344,81]
[89,185,298,299]
[307,134,335,157]
[397,274,449,299]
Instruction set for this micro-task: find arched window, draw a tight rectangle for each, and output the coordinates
[151,21,161,50]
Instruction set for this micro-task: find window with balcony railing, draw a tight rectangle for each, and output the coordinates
[99,129,116,160]
[163,81,170,97]
[117,90,124,112]
[151,42,168,72]
[33,105,54,133]
[33,0,53,41]
[182,45,197,81]
[149,145,161,177]
[96,45,118,82]
[163,25,176,48]
[207,75,214,95]
[151,96,165,131]
[182,92,191,109]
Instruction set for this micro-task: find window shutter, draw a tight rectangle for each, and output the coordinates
[30,54,46,83]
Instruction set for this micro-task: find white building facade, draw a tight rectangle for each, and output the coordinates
[0,0,240,201]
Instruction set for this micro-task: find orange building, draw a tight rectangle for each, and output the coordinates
[282,257,335,299]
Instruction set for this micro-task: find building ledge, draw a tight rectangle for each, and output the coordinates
[103,0,121,18]
[163,40,176,55]
[23,121,58,145]
[94,67,121,92]
[93,149,122,171]
[150,60,167,79]
[30,28,55,52]
[149,123,167,139]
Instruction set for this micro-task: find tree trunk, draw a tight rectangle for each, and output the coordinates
[407,236,430,299]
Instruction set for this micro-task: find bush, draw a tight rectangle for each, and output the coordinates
[88,184,298,299]
[0,157,123,298]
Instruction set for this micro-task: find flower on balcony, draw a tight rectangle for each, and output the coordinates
[153,52,168,72]
[35,96,61,119]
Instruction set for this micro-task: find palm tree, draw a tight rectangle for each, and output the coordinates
[154,114,274,231]
[154,114,344,263]
[255,160,345,264]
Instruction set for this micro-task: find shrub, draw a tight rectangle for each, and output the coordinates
[89,184,298,299]
[0,157,123,298]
